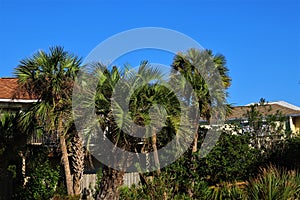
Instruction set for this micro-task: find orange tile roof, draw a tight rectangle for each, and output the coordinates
[0,78,34,100]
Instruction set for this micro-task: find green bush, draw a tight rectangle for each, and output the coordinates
[196,131,262,184]
[267,135,300,170]
[20,157,60,200]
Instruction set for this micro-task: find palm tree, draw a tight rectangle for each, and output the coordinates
[128,82,181,174]
[74,63,123,200]
[171,48,231,153]
[171,48,231,198]
[14,46,81,196]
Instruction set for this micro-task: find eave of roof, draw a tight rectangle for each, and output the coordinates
[0,98,38,103]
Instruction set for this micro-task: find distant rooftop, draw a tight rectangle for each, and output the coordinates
[268,101,300,111]
[229,101,300,120]
[246,101,300,111]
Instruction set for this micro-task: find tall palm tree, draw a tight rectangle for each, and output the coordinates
[171,48,231,198]
[128,82,181,174]
[75,63,123,200]
[171,48,231,153]
[14,46,81,196]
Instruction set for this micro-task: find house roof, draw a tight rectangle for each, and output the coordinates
[228,101,300,120]
[0,78,37,102]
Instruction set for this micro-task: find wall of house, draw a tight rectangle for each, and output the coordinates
[293,116,300,134]
[0,101,32,113]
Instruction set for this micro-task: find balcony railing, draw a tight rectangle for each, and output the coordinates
[27,131,59,147]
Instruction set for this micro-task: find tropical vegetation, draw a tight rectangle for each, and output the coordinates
[0,46,299,200]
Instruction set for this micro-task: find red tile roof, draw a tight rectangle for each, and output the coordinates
[0,78,34,100]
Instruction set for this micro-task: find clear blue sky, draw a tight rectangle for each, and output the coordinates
[0,0,299,106]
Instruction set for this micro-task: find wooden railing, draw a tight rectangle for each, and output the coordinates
[27,131,59,146]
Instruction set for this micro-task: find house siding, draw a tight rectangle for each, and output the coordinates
[293,116,300,134]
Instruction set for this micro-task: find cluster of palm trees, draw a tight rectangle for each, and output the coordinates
[9,46,230,199]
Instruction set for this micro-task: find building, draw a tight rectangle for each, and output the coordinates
[0,77,37,113]
[227,101,300,135]
[0,77,59,145]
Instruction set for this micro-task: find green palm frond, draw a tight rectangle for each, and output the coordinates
[14,46,82,135]
[171,48,231,121]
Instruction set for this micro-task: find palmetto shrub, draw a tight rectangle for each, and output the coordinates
[207,183,245,200]
[120,166,300,200]
[201,165,300,200]
[246,165,300,200]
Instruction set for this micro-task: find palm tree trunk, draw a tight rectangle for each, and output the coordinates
[189,116,200,198]
[192,111,200,153]
[96,166,124,200]
[60,134,74,196]
[72,134,84,196]
[151,128,161,174]
[192,132,198,153]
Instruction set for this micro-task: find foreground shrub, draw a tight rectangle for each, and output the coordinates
[267,135,300,170]
[208,183,245,200]
[120,165,300,200]
[18,154,60,200]
[196,131,262,185]
[246,165,300,200]
[203,166,300,200]
[119,179,212,200]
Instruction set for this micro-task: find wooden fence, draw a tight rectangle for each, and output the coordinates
[81,172,140,198]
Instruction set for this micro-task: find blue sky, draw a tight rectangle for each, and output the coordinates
[0,0,299,106]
